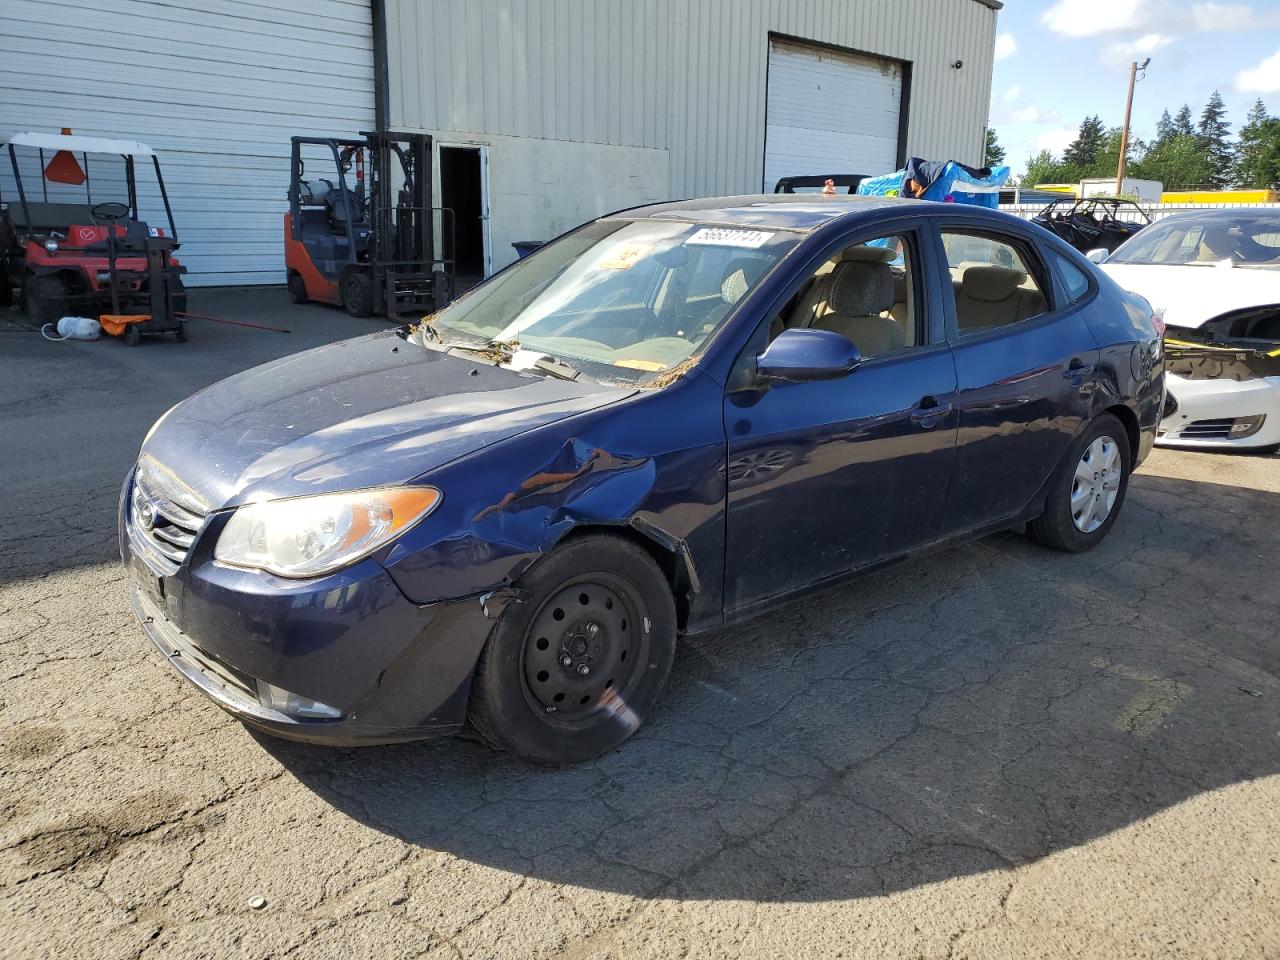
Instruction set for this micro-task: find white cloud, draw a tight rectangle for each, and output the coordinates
[1192,2,1258,31]
[1040,0,1147,38]
[1041,0,1276,39]
[1237,48,1280,92]
[1004,84,1024,103]
[1111,32,1173,56]
[995,32,1018,60]
[1036,127,1081,155]
[1002,105,1063,125]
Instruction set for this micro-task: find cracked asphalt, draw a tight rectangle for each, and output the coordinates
[2,290,1279,959]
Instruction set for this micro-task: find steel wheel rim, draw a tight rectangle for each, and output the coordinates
[519,572,651,732]
[1070,435,1121,533]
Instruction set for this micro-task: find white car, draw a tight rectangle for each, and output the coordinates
[1097,209,1280,453]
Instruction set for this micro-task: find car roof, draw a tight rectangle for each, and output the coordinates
[607,193,1015,232]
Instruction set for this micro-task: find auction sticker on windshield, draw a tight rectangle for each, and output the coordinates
[686,228,774,248]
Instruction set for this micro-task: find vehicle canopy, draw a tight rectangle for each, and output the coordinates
[2,131,176,240]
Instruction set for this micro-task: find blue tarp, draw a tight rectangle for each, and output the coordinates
[857,158,1011,208]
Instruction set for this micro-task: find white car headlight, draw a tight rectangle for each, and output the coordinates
[214,486,441,578]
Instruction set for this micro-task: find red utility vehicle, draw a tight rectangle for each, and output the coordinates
[2,132,187,343]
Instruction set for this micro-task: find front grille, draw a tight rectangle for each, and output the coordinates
[1178,418,1235,440]
[130,458,207,572]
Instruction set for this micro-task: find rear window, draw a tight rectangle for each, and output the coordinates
[1051,252,1092,302]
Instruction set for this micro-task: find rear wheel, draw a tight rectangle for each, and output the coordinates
[1026,413,1131,552]
[0,262,13,306]
[174,321,187,343]
[287,271,309,304]
[23,274,67,325]
[124,323,142,346]
[468,534,677,764]
[340,270,373,317]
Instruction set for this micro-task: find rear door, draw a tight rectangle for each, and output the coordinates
[721,219,958,614]
[934,223,1099,537]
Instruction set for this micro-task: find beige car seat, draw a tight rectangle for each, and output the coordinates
[953,265,1047,330]
[810,259,904,357]
[791,245,897,330]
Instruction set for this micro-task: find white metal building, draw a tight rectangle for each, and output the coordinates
[1,0,1000,286]
[386,0,1001,277]
[0,0,374,286]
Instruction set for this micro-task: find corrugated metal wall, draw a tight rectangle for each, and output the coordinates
[1,0,374,285]
[386,0,997,197]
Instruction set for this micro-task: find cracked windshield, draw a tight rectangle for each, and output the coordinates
[413,218,799,383]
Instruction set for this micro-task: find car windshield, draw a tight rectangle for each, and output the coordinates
[413,218,800,384]
[1108,213,1280,267]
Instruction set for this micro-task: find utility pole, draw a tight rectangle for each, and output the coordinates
[1116,57,1151,195]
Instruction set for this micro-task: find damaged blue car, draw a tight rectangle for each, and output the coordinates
[122,194,1163,763]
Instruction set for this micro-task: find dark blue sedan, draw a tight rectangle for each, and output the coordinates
[122,195,1164,763]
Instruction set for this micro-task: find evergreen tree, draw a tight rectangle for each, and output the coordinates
[1172,104,1195,137]
[1063,116,1108,168]
[985,128,1006,166]
[1235,100,1280,189]
[1197,90,1234,188]
[1154,109,1175,148]
[1023,150,1070,187]
[1137,134,1215,190]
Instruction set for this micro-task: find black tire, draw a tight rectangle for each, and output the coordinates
[0,263,13,307]
[287,272,309,304]
[174,321,187,343]
[124,323,141,346]
[23,274,67,325]
[468,534,677,764]
[1026,413,1131,552]
[340,270,373,318]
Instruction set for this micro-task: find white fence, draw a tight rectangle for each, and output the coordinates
[999,201,1280,225]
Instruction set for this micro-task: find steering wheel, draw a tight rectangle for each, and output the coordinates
[91,201,131,224]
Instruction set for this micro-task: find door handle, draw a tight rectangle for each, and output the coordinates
[910,397,953,423]
[1063,359,1096,378]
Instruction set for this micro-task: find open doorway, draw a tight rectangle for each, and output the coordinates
[439,145,487,289]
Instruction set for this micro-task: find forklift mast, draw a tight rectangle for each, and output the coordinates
[287,131,453,319]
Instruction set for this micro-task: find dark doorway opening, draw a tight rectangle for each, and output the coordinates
[440,146,485,286]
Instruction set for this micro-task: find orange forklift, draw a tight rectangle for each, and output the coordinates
[284,131,453,319]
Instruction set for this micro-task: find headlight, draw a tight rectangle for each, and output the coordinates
[44,239,58,253]
[214,486,441,578]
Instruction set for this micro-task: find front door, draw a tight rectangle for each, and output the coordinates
[935,226,1099,536]
[721,225,958,615]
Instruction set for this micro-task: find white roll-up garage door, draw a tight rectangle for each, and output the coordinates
[763,38,904,192]
[0,0,374,286]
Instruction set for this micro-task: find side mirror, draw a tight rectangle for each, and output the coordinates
[756,328,861,382]
[1085,248,1110,264]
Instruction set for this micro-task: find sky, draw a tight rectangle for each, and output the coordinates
[990,0,1280,176]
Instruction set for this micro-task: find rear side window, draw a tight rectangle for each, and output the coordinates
[1051,252,1092,302]
[941,231,1050,335]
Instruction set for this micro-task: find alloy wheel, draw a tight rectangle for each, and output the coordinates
[1070,435,1121,533]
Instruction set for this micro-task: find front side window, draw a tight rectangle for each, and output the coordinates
[941,231,1050,334]
[772,234,921,358]
[414,219,799,384]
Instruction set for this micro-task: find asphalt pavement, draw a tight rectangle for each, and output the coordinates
[2,288,1278,959]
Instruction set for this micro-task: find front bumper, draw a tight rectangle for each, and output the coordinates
[1157,373,1280,450]
[120,472,494,746]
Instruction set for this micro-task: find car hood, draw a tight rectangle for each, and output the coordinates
[1101,262,1280,328]
[140,331,632,511]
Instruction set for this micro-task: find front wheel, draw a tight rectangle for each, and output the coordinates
[468,534,677,764]
[1026,413,1131,552]
[23,274,67,325]
[340,270,373,317]
[287,271,308,305]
